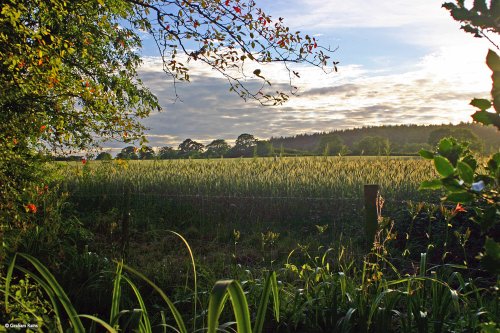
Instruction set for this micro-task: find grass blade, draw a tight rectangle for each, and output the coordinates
[208,279,252,333]
[122,275,152,333]
[110,261,123,325]
[79,314,118,332]
[17,266,64,331]
[121,263,187,333]
[4,253,17,314]
[169,230,198,332]
[253,271,279,333]
[18,253,85,332]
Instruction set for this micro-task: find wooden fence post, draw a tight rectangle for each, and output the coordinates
[364,184,379,249]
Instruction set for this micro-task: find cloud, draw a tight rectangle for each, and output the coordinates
[101,1,495,151]
[263,0,446,29]
[130,40,491,149]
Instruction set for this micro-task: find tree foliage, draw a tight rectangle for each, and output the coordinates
[178,138,204,155]
[127,0,334,105]
[355,136,390,156]
[95,152,113,160]
[138,146,155,159]
[206,139,231,157]
[442,1,500,47]
[232,133,257,156]
[317,134,343,156]
[443,1,500,130]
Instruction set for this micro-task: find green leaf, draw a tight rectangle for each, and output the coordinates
[461,155,477,171]
[122,264,187,333]
[491,152,500,165]
[418,149,434,159]
[438,138,453,155]
[486,49,500,72]
[470,98,491,110]
[446,191,474,203]
[122,276,152,333]
[457,161,474,184]
[208,280,252,333]
[110,261,123,324]
[18,253,85,332]
[79,314,118,332]
[479,206,497,232]
[434,156,455,177]
[471,110,496,125]
[4,253,17,314]
[253,272,279,333]
[442,178,464,192]
[419,179,442,190]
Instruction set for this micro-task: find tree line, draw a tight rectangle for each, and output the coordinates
[58,122,498,161]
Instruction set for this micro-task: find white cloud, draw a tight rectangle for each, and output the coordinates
[263,0,446,29]
[107,0,496,150]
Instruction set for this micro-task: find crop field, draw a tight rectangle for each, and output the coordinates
[54,156,441,266]
[58,156,438,235]
[60,156,435,198]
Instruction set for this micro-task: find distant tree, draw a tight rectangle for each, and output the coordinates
[95,152,112,161]
[428,128,454,146]
[178,139,204,157]
[338,145,350,156]
[116,146,138,160]
[317,134,343,156]
[355,136,390,155]
[138,146,155,160]
[232,133,257,156]
[53,155,84,161]
[158,146,178,159]
[451,128,483,150]
[255,140,274,157]
[390,142,429,155]
[428,128,482,150]
[206,139,231,157]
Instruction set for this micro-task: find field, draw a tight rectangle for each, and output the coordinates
[58,156,440,262]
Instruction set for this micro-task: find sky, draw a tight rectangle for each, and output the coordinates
[109,0,498,150]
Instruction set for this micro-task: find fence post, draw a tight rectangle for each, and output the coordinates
[121,187,131,259]
[364,184,379,249]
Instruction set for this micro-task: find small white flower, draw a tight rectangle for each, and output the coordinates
[471,180,485,192]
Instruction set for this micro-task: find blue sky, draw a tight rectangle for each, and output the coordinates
[107,1,497,150]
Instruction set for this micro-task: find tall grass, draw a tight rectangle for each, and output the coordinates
[5,245,496,333]
[4,251,280,333]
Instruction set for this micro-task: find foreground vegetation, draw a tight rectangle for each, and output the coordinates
[2,153,498,332]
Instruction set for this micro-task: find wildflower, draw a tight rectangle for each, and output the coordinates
[82,158,87,165]
[452,203,467,215]
[25,203,37,214]
[40,125,47,132]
